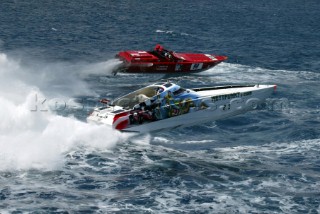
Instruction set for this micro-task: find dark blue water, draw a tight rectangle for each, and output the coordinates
[1,1,320,213]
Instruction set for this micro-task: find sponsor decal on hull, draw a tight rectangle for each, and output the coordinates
[156,65,168,71]
[190,63,203,70]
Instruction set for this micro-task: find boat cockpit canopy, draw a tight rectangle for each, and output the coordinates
[112,82,184,109]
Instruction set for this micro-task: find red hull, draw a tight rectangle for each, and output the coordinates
[116,45,227,74]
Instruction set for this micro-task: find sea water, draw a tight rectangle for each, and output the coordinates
[0,0,319,213]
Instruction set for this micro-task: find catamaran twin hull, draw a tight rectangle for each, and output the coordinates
[87,82,276,133]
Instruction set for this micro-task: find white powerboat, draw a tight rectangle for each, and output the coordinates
[87,82,276,132]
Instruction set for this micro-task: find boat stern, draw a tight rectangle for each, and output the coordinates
[87,106,130,130]
[115,50,159,73]
[116,51,158,63]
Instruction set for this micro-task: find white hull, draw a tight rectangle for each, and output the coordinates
[87,83,276,133]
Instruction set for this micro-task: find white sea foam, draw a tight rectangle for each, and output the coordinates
[199,138,320,163]
[130,134,151,146]
[153,136,170,143]
[79,58,123,76]
[197,62,320,85]
[153,136,215,145]
[155,29,191,37]
[0,52,127,171]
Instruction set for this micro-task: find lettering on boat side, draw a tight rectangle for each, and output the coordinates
[156,66,168,71]
[211,92,252,102]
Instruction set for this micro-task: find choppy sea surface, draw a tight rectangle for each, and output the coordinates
[0,1,320,213]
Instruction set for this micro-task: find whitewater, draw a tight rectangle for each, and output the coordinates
[0,53,128,171]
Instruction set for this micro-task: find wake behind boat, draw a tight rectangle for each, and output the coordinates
[87,82,276,133]
[114,44,227,74]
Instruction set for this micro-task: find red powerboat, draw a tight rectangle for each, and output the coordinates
[114,44,227,74]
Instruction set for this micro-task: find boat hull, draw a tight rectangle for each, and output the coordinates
[115,45,227,74]
[87,84,276,133]
[118,59,225,74]
[123,86,274,132]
